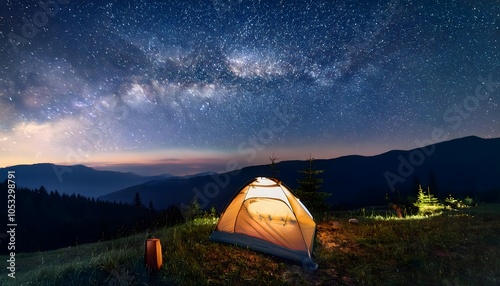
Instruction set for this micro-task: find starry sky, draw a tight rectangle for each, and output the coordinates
[0,0,499,176]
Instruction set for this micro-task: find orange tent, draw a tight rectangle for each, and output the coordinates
[210,177,317,269]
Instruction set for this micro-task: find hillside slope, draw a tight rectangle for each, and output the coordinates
[0,163,172,198]
[100,136,500,209]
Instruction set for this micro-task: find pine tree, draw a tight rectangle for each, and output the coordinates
[428,171,439,198]
[184,196,202,221]
[133,192,142,209]
[414,185,442,215]
[295,155,330,213]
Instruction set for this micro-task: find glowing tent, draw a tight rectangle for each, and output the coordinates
[209,177,317,269]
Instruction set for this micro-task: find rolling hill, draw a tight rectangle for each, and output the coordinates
[99,136,500,210]
[0,163,173,198]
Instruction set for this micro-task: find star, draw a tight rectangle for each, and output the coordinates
[0,0,498,174]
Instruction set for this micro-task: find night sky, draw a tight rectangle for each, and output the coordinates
[0,0,499,175]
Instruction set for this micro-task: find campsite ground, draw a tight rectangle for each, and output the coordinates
[1,204,499,285]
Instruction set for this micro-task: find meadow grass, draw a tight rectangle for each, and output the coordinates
[0,204,499,285]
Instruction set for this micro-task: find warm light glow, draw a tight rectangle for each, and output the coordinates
[371,213,443,221]
[145,238,162,271]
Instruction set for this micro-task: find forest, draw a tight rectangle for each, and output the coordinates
[0,181,184,254]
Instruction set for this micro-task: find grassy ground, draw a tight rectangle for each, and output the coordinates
[1,204,499,285]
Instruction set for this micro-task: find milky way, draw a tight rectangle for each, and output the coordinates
[0,0,499,174]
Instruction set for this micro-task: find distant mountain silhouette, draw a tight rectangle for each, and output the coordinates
[99,136,500,210]
[0,163,173,198]
[169,171,217,180]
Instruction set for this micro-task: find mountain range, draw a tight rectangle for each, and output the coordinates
[2,136,499,209]
[100,136,500,210]
[0,163,172,198]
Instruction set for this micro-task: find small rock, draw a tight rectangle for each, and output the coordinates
[331,220,341,230]
[348,218,359,224]
[326,242,339,248]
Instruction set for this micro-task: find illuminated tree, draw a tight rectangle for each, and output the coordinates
[414,185,442,215]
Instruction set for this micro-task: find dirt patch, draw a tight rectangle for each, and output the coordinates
[316,220,361,253]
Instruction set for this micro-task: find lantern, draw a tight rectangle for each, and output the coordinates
[144,238,163,271]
